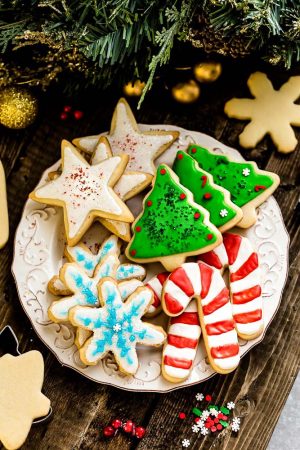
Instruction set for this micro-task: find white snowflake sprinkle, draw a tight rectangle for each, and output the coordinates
[113,324,122,332]
[210,408,219,417]
[232,417,241,425]
[192,424,200,433]
[220,209,228,217]
[227,401,235,410]
[201,410,210,420]
[196,393,204,401]
[195,419,205,429]
[201,427,209,436]
[182,438,190,447]
[231,422,240,432]
[242,168,250,176]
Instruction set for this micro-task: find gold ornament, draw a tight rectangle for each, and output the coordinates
[194,62,222,83]
[123,80,145,97]
[172,80,200,104]
[0,87,38,129]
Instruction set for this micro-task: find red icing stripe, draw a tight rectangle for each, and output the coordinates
[223,233,242,265]
[230,253,259,282]
[199,251,223,270]
[168,335,198,349]
[232,285,261,304]
[169,267,194,297]
[146,286,160,307]
[205,320,235,336]
[164,293,184,315]
[211,343,239,359]
[164,355,192,369]
[157,272,169,285]
[202,287,229,315]
[234,309,262,324]
[199,262,213,298]
[170,312,199,326]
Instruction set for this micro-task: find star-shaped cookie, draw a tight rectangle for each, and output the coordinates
[73,98,179,197]
[0,351,50,450]
[30,140,134,246]
[225,72,300,153]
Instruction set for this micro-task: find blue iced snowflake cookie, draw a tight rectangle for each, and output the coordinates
[69,278,166,375]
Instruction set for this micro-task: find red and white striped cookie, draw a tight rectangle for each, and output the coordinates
[162,300,201,382]
[162,262,240,375]
[144,272,169,317]
[199,232,263,340]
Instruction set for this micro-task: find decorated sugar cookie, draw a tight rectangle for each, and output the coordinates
[48,235,145,296]
[188,145,280,228]
[225,72,300,153]
[173,151,243,232]
[162,300,201,383]
[30,140,134,246]
[0,161,9,249]
[69,278,166,375]
[126,164,222,271]
[162,262,240,374]
[73,98,179,197]
[199,232,263,340]
[0,350,50,450]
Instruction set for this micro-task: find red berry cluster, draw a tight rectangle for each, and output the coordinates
[103,418,146,440]
[60,105,84,121]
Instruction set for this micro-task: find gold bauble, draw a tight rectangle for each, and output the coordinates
[123,80,145,97]
[194,62,222,83]
[0,87,38,129]
[172,80,200,104]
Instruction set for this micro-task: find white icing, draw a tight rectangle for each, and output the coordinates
[114,172,148,199]
[34,145,128,240]
[214,355,240,370]
[230,238,253,273]
[147,277,163,298]
[164,280,190,311]
[50,296,78,321]
[230,268,261,293]
[213,244,228,267]
[164,365,189,379]
[207,330,238,348]
[91,141,110,165]
[168,323,201,339]
[202,302,233,324]
[201,270,225,306]
[183,263,201,294]
[164,345,196,360]
[232,297,262,315]
[236,320,263,335]
[118,279,143,298]
[77,135,99,153]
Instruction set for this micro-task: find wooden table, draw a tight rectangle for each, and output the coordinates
[0,59,299,450]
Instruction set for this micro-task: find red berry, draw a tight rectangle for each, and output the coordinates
[135,226,141,232]
[217,424,223,431]
[211,426,217,432]
[191,147,197,154]
[103,426,115,437]
[178,412,186,419]
[205,421,212,428]
[217,413,223,419]
[194,212,200,219]
[63,105,72,113]
[160,168,166,175]
[123,420,134,433]
[111,419,122,429]
[177,153,183,159]
[74,110,84,120]
[60,112,68,120]
[222,415,228,421]
[203,193,212,199]
[147,200,152,207]
[214,418,219,424]
[179,193,186,200]
[207,234,213,240]
[195,418,201,424]
[135,426,146,439]
[205,395,212,401]
[130,249,136,256]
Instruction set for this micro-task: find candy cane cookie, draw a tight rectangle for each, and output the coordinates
[162,262,240,375]
[144,272,169,317]
[198,232,263,340]
[162,300,201,382]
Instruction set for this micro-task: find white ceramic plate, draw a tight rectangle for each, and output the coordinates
[12,125,289,392]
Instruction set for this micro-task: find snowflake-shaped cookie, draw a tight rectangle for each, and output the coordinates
[225,71,300,153]
[69,278,166,374]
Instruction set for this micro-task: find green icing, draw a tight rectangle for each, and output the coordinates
[128,165,218,259]
[187,145,274,208]
[173,151,238,228]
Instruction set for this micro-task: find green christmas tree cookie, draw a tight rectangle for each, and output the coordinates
[187,145,280,228]
[125,165,222,271]
[173,151,243,232]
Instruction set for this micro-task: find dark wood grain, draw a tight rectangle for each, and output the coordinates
[0,59,299,450]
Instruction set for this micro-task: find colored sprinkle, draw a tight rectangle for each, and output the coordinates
[220,407,230,415]
[191,148,197,154]
[194,212,200,219]
[178,412,186,420]
[160,168,166,175]
[130,249,136,256]
[147,200,152,207]
[255,185,266,192]
[205,395,212,402]
[206,234,213,240]
[180,193,186,200]
[216,424,223,431]
[135,226,141,232]
[211,426,217,432]
[177,153,183,159]
[192,407,202,417]
[201,175,208,187]
[203,193,212,200]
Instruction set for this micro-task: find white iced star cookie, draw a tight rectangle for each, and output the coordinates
[73,98,179,197]
[29,140,134,246]
[225,72,300,153]
[69,278,166,375]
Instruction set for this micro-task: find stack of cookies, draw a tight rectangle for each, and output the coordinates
[29,98,280,382]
